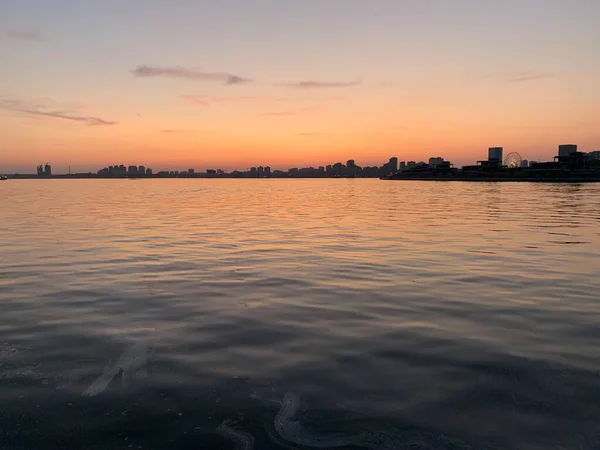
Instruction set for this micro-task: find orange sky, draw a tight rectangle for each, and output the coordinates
[1,1,599,173]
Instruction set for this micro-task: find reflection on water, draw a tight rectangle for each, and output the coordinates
[1,179,600,449]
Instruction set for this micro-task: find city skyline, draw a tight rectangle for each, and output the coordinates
[7,143,600,177]
[2,1,600,173]
[3,141,600,176]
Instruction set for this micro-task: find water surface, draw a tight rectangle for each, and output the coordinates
[1,179,599,449]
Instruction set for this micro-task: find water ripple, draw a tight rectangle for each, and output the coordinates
[1,179,600,449]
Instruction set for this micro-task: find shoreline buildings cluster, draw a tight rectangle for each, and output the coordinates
[3,143,599,180]
[385,144,600,181]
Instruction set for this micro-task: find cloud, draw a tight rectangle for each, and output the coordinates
[0,98,116,126]
[132,65,252,85]
[300,132,330,137]
[162,129,187,133]
[20,110,116,125]
[279,80,361,89]
[183,95,258,106]
[508,72,554,82]
[6,29,43,42]
[263,105,315,116]
[183,95,306,107]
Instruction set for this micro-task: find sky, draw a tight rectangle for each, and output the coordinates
[1,0,599,173]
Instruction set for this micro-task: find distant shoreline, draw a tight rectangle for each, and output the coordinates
[3,175,600,183]
[380,177,600,183]
[0,175,373,180]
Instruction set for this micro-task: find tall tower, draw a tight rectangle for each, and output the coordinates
[388,157,398,174]
[488,147,503,163]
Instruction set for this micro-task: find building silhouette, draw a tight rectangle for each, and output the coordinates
[488,147,503,164]
[387,157,398,174]
[37,163,52,176]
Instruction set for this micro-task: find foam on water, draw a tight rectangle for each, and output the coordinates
[273,392,363,448]
[82,339,154,396]
[216,419,255,450]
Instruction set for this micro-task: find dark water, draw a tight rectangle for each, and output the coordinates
[1,179,600,449]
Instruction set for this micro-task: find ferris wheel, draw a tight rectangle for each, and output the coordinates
[504,152,522,168]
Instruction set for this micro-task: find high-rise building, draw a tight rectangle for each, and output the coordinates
[428,157,444,168]
[521,159,529,168]
[399,161,406,172]
[589,151,600,160]
[138,166,145,176]
[388,157,398,174]
[347,159,355,169]
[128,165,138,177]
[558,144,577,157]
[488,147,503,163]
[264,166,272,176]
[44,164,52,176]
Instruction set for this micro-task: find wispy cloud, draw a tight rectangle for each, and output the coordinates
[18,110,116,125]
[182,95,258,106]
[263,105,315,116]
[0,99,116,126]
[162,129,188,133]
[132,65,252,85]
[6,29,43,42]
[508,72,555,83]
[279,80,361,89]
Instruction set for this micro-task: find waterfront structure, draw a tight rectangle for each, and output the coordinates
[488,147,503,164]
[387,157,398,174]
[428,157,445,168]
[383,144,600,182]
[558,144,577,157]
[37,163,52,176]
